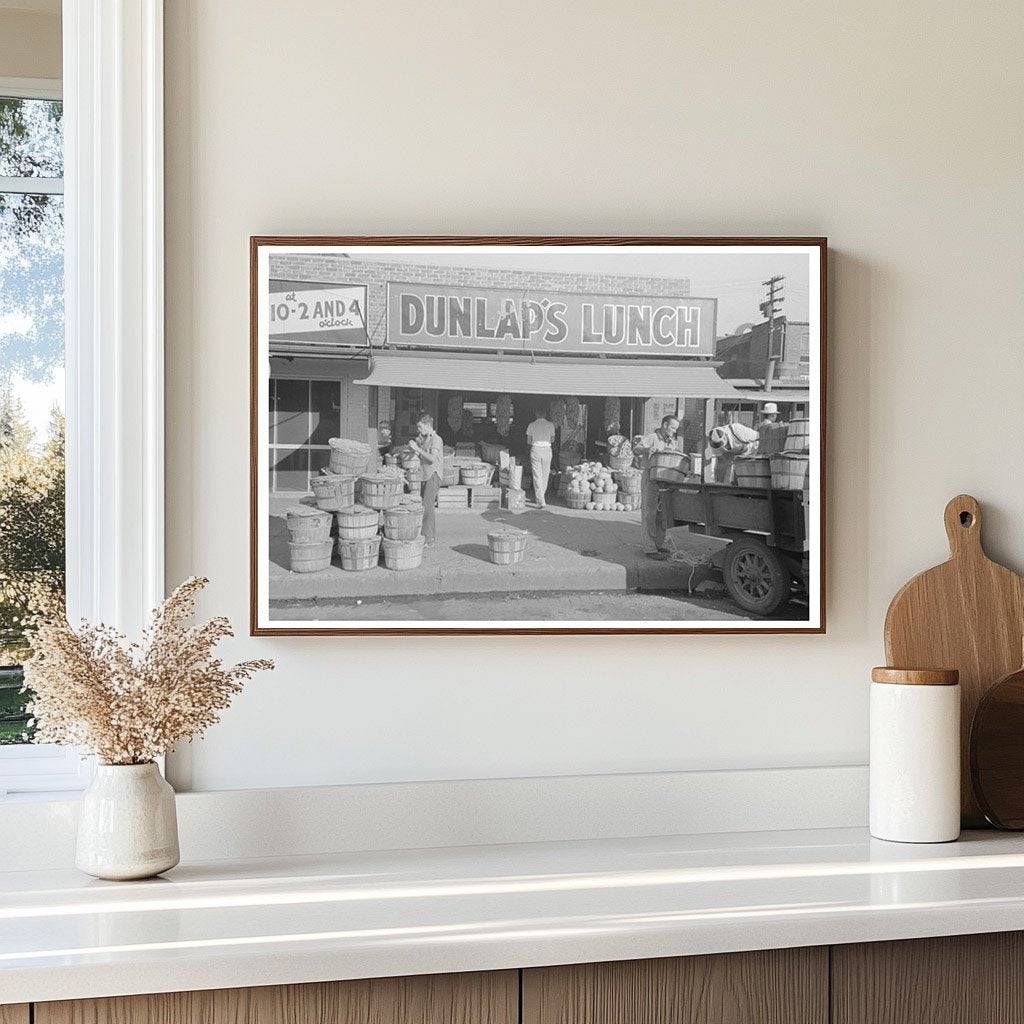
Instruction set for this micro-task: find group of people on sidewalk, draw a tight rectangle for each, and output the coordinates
[519,409,680,559]
[405,404,786,560]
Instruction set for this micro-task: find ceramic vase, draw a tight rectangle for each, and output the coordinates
[76,762,180,880]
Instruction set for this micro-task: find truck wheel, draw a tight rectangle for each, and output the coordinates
[723,538,791,616]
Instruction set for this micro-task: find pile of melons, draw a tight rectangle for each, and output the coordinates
[565,462,630,511]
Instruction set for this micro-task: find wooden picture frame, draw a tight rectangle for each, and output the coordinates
[250,237,827,635]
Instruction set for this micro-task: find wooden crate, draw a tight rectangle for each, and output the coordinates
[437,485,470,510]
[469,485,501,509]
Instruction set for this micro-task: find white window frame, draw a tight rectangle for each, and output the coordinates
[0,1,165,798]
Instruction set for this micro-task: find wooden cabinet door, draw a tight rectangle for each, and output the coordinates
[35,971,517,1024]
[522,948,828,1024]
[832,932,1024,1024]
[0,1006,29,1024]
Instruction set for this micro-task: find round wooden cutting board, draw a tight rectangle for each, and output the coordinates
[884,495,1024,826]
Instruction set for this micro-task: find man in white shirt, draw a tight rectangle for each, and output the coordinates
[526,412,555,509]
[634,415,681,559]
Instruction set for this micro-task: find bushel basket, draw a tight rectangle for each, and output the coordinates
[383,506,424,541]
[487,528,528,565]
[288,539,333,573]
[328,437,373,476]
[770,454,810,491]
[460,463,491,486]
[334,505,380,541]
[382,535,426,571]
[734,456,772,490]
[285,506,332,542]
[310,473,357,511]
[783,417,811,454]
[359,474,404,510]
[613,470,642,495]
[336,535,381,571]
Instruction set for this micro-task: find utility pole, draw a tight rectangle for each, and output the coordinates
[759,275,785,393]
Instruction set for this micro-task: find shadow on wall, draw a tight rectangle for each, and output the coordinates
[827,249,873,634]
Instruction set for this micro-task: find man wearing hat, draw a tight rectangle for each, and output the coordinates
[757,402,788,456]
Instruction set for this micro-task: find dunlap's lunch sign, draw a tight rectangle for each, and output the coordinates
[387,282,716,356]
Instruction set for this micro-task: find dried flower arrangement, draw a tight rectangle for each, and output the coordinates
[23,576,273,765]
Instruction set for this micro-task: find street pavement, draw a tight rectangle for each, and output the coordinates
[275,588,808,622]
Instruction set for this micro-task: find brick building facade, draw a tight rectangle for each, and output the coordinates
[715,316,811,385]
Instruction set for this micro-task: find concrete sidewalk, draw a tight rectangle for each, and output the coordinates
[268,493,695,603]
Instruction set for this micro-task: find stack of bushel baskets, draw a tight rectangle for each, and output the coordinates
[286,506,333,573]
[460,462,500,510]
[770,416,811,491]
[334,504,381,571]
[381,501,426,570]
[333,496,427,572]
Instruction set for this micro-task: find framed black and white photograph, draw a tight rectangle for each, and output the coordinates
[250,237,826,635]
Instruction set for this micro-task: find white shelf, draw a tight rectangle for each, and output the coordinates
[4,827,1024,1004]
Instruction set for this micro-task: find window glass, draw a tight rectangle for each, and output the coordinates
[309,380,339,445]
[273,447,308,492]
[309,448,331,477]
[274,379,310,446]
[0,97,65,748]
[0,98,63,178]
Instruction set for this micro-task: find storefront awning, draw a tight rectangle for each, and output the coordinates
[354,352,746,398]
[724,378,812,403]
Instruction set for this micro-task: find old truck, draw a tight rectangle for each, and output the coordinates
[663,481,810,616]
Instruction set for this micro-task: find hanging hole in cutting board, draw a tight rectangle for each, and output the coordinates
[960,511,974,527]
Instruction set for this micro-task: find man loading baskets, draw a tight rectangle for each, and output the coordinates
[633,415,682,561]
[707,419,759,484]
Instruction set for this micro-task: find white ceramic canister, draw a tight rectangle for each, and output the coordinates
[869,667,960,843]
[76,762,180,880]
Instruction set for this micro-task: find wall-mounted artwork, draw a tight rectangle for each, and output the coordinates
[250,237,826,635]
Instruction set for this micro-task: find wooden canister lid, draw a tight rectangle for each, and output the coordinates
[871,667,959,686]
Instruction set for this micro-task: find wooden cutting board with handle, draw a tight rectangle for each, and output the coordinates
[884,494,1024,826]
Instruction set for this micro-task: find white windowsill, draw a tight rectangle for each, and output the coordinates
[0,744,94,798]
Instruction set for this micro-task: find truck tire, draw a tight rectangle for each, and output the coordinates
[723,537,791,616]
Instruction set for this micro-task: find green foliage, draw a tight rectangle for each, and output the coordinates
[0,395,65,742]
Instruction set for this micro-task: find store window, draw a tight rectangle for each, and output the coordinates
[0,90,65,755]
[269,378,342,492]
[718,400,760,428]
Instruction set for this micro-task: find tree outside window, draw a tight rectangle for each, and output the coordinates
[0,94,65,745]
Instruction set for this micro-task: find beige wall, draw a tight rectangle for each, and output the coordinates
[164,1,1024,791]
[0,7,60,81]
